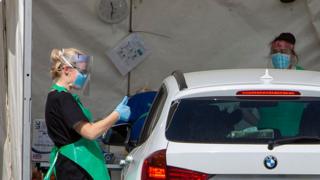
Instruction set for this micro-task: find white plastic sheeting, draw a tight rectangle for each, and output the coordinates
[2,0,21,179]
[5,0,24,179]
[32,0,320,120]
[2,0,32,179]
[307,0,320,41]
[0,1,7,179]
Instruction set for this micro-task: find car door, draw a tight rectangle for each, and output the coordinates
[121,85,168,180]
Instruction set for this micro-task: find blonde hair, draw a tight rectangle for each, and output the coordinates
[50,48,85,80]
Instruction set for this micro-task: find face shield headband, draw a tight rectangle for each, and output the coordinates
[271,40,294,55]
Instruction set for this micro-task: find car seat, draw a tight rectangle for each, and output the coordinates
[299,102,320,136]
[189,103,243,141]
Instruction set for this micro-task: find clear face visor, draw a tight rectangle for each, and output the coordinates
[271,40,294,55]
[69,54,92,74]
[60,52,93,95]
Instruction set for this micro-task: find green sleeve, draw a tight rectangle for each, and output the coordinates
[295,65,304,70]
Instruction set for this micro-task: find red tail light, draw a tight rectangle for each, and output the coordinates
[141,149,209,180]
[236,90,300,96]
[167,166,208,180]
[142,150,167,179]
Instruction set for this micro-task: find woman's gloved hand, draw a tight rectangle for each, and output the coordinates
[115,96,131,121]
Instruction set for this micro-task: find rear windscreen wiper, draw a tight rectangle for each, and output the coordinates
[268,136,320,150]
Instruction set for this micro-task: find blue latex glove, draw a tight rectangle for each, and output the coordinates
[115,96,131,121]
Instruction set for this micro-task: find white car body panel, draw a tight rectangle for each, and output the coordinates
[182,69,320,88]
[166,142,320,174]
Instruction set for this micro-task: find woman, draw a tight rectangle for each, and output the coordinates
[44,48,130,180]
[243,32,304,137]
[270,32,303,70]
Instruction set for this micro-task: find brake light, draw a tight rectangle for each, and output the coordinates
[142,150,167,179]
[236,90,300,96]
[148,167,166,179]
[141,149,209,180]
[167,166,208,180]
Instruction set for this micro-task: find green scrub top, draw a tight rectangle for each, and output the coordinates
[258,102,304,137]
[295,65,304,70]
[44,84,110,180]
[257,65,305,136]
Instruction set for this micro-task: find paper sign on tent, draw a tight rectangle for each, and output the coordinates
[107,33,151,76]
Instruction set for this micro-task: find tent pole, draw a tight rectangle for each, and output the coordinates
[22,0,32,179]
[127,0,133,96]
[127,72,131,96]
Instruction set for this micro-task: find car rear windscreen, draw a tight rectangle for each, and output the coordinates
[166,97,320,143]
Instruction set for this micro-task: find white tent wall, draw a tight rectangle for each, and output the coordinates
[3,0,32,179]
[32,0,130,120]
[0,1,7,179]
[130,0,320,81]
[4,0,22,179]
[32,0,320,122]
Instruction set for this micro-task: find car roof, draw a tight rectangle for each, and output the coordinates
[178,69,320,89]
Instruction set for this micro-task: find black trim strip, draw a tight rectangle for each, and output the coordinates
[172,70,187,90]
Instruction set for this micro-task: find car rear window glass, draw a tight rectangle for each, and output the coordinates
[166,97,320,143]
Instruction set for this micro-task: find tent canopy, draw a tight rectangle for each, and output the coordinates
[2,0,320,179]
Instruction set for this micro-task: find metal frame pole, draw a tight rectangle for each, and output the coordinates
[127,0,133,96]
[22,0,32,178]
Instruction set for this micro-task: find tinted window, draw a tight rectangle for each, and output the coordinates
[138,85,167,144]
[166,97,320,143]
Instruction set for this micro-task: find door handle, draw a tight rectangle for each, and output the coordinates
[119,155,133,166]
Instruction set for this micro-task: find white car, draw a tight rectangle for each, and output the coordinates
[106,69,320,180]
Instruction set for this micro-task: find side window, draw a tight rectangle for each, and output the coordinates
[138,85,168,144]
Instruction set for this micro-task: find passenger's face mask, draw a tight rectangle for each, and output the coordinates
[271,53,290,69]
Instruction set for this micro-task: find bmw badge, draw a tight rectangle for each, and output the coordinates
[264,155,277,169]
